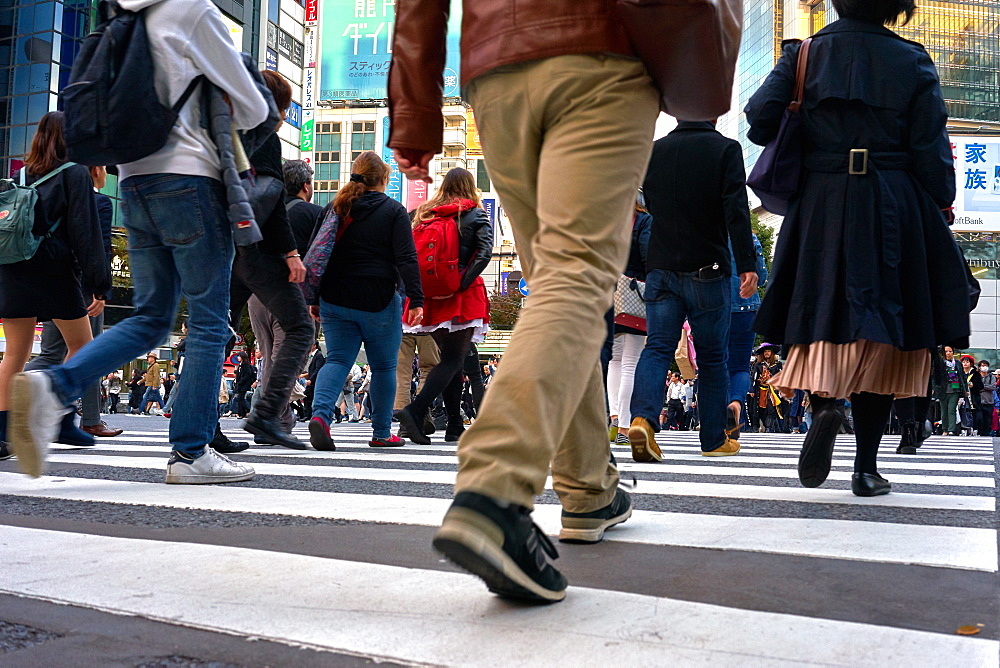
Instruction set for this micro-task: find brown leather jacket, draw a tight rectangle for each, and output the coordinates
[388,0,635,153]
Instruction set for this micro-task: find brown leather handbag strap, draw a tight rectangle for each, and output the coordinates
[789,37,813,113]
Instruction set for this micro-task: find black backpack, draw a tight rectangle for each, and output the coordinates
[61,1,202,166]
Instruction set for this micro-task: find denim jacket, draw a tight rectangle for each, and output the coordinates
[730,233,768,312]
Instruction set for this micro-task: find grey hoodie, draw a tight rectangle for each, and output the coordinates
[115,0,268,182]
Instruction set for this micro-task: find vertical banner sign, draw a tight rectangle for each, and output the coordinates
[265,49,278,72]
[304,0,318,25]
[382,116,403,202]
[300,117,314,151]
[320,2,462,100]
[952,135,1000,231]
[304,27,316,69]
[303,68,316,109]
[481,197,496,237]
[466,110,483,157]
[406,177,428,212]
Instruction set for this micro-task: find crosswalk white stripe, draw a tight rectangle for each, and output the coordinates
[39,454,996,511]
[47,444,994,488]
[0,526,995,666]
[1,473,993,570]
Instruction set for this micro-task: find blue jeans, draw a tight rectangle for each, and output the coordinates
[727,310,757,411]
[313,294,403,439]
[630,269,731,451]
[46,175,234,456]
[141,387,164,410]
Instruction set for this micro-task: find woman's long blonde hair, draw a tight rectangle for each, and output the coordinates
[413,167,480,225]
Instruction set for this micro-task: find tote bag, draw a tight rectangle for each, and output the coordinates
[747,38,812,215]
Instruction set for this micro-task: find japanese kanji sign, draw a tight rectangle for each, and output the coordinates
[319,0,462,101]
[952,135,1000,231]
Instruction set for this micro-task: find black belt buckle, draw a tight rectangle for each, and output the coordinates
[849,149,869,175]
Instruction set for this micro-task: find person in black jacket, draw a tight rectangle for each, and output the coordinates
[628,122,758,462]
[221,71,312,450]
[746,1,972,497]
[0,112,110,460]
[307,151,424,450]
[22,165,124,440]
[232,353,257,418]
[282,159,325,257]
[394,168,493,446]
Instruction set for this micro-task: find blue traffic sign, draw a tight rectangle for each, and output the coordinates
[518,277,529,297]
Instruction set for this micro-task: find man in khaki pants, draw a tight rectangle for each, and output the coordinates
[394,333,439,417]
[390,2,670,603]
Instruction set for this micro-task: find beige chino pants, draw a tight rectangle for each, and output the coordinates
[457,54,659,513]
[394,333,441,411]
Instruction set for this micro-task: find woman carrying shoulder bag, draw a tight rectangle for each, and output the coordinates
[0,112,110,461]
[395,168,493,445]
[307,151,424,449]
[746,0,971,496]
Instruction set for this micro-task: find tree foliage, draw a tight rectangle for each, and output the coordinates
[488,287,522,330]
[750,209,775,272]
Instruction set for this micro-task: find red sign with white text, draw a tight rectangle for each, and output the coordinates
[305,0,318,24]
[406,178,428,212]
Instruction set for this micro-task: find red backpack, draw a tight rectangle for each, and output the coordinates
[412,199,473,298]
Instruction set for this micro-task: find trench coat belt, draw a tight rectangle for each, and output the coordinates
[804,151,910,174]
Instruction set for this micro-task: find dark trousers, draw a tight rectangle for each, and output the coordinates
[667,399,685,430]
[978,406,994,436]
[229,246,312,422]
[407,328,475,430]
[463,343,485,417]
[25,314,105,427]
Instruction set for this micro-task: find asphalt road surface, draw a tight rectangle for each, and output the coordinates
[1,414,997,666]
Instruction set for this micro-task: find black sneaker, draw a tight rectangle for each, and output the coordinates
[244,412,307,450]
[0,442,12,461]
[209,423,249,454]
[558,488,633,544]
[433,492,567,603]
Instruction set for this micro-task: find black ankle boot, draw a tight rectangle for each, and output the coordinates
[896,421,918,455]
[445,422,465,443]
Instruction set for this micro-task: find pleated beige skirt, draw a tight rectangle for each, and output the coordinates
[769,340,930,400]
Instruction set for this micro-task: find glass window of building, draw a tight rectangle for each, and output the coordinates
[350,120,376,160]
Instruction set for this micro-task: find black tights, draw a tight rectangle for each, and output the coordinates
[893,395,931,426]
[407,328,475,425]
[809,392,893,475]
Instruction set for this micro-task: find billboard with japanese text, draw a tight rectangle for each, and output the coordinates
[319,0,462,100]
[953,135,1000,231]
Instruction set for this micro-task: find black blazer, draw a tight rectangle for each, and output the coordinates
[642,122,755,276]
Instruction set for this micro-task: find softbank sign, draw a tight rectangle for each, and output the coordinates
[407,178,428,212]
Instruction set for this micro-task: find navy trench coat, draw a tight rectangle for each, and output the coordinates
[747,18,971,351]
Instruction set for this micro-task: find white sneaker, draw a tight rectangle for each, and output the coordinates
[9,371,68,478]
[165,447,255,484]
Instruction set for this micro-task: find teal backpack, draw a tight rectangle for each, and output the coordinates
[0,162,76,265]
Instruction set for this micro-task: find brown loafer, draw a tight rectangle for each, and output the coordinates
[81,422,123,437]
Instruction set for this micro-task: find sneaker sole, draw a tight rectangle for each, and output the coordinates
[558,506,633,544]
[309,421,336,451]
[798,409,841,488]
[627,425,662,463]
[165,471,255,484]
[702,442,741,457]
[9,374,49,478]
[433,517,566,604]
[369,440,404,448]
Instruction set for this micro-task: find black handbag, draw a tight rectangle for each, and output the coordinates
[747,38,812,215]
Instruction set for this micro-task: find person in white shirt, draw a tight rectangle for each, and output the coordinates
[11,0,268,484]
[666,374,686,431]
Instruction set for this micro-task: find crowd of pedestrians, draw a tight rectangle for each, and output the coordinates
[0,0,978,607]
